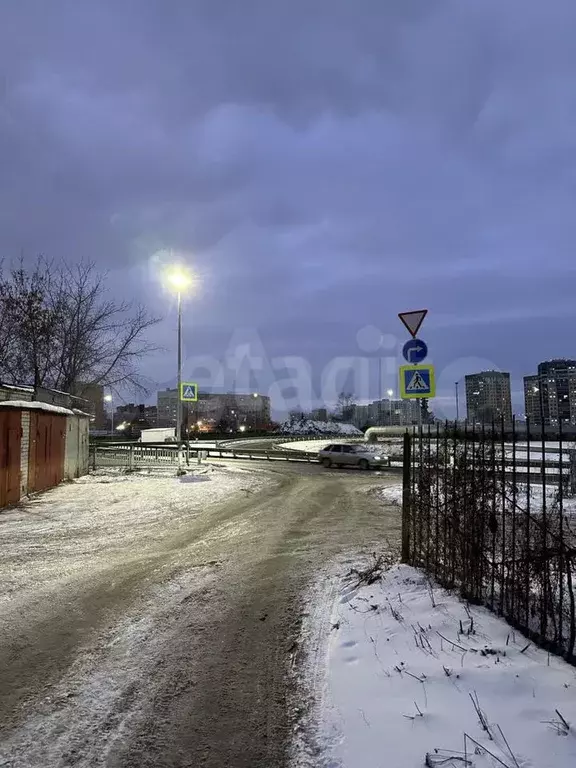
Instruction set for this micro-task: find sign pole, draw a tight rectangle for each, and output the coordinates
[398,310,431,472]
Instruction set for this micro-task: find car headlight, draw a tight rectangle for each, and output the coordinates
[373,456,382,460]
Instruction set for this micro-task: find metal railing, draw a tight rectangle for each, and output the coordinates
[402,420,576,664]
[90,441,320,470]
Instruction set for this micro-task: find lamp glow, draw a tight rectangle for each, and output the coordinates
[165,265,193,292]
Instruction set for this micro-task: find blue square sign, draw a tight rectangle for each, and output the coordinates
[180,382,198,402]
[399,364,435,399]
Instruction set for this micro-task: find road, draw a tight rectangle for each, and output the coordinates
[0,461,401,768]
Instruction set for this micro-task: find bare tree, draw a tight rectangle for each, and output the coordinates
[337,391,355,422]
[0,257,161,393]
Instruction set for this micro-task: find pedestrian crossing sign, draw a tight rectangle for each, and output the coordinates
[180,382,198,402]
[399,364,435,399]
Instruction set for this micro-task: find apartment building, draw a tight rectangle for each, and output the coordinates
[156,389,271,430]
[524,359,576,426]
[465,371,512,424]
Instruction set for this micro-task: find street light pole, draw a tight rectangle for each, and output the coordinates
[176,290,183,472]
[163,263,193,476]
[377,354,383,425]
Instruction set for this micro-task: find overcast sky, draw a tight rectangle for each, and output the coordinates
[1,0,575,416]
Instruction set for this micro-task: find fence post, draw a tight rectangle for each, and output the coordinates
[129,444,134,472]
[569,448,576,496]
[401,431,412,562]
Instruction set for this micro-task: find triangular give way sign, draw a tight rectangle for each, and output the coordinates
[398,309,428,338]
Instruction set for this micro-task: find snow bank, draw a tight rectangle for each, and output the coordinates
[378,483,403,505]
[279,438,363,453]
[280,419,362,436]
[301,564,576,768]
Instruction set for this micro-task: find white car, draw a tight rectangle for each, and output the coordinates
[318,443,387,470]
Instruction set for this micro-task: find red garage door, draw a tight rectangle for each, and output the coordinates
[28,412,66,493]
[0,409,22,508]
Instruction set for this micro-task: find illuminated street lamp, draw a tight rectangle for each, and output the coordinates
[164,264,193,473]
[386,388,394,424]
[104,393,113,436]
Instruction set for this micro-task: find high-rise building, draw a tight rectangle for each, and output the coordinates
[157,388,179,426]
[524,359,576,426]
[391,399,423,426]
[465,371,512,424]
[523,375,541,424]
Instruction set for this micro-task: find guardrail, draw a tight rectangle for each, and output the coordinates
[90,441,321,470]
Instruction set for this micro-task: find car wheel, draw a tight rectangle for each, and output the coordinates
[322,457,332,468]
[358,458,369,471]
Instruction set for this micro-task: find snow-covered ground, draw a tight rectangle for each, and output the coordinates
[296,563,576,768]
[0,465,268,606]
[378,481,576,516]
[0,567,222,767]
[280,420,362,436]
[0,464,272,766]
[513,484,576,517]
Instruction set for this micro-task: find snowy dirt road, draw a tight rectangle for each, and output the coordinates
[0,462,401,768]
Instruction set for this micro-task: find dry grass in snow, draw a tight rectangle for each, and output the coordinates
[298,564,576,768]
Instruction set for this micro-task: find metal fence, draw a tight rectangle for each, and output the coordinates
[89,441,319,469]
[402,419,576,663]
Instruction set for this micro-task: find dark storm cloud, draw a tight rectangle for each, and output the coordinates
[1,0,576,409]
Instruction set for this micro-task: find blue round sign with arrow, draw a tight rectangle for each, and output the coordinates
[402,338,428,364]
